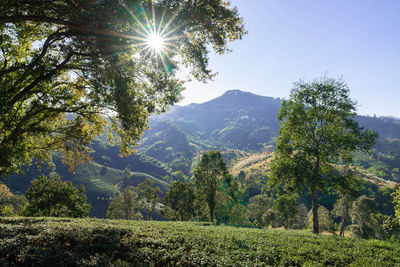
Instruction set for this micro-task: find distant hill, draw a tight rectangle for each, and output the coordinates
[3,89,400,217]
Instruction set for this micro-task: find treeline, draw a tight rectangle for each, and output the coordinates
[1,151,399,242]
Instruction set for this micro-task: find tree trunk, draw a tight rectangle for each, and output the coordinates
[339,196,349,237]
[311,184,319,234]
[209,206,214,223]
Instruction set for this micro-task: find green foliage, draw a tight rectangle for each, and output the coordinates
[1,217,400,266]
[332,195,352,237]
[350,195,382,239]
[215,175,246,226]
[136,179,161,220]
[308,206,336,234]
[270,77,378,234]
[272,193,299,230]
[394,188,400,219]
[372,213,400,241]
[246,194,274,227]
[194,151,229,222]
[164,181,195,221]
[0,183,25,216]
[106,187,142,220]
[24,173,90,217]
[0,0,245,176]
[294,203,309,229]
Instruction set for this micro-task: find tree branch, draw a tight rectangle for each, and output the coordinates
[9,52,75,108]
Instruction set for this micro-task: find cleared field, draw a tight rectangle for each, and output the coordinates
[1,217,399,266]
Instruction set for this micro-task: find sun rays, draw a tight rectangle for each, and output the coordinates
[118,0,186,73]
[146,32,165,52]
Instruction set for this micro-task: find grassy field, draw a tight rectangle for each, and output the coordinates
[1,217,399,266]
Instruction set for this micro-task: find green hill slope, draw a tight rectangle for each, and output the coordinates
[4,160,169,218]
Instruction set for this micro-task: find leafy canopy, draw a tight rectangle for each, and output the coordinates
[136,179,161,220]
[194,150,229,222]
[269,77,377,233]
[164,180,195,221]
[106,187,142,220]
[24,172,90,217]
[0,0,245,175]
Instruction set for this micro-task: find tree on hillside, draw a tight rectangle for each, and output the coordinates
[215,174,243,225]
[24,173,90,217]
[164,180,195,221]
[332,165,361,237]
[107,187,142,220]
[136,179,161,220]
[237,170,246,188]
[272,193,299,230]
[350,195,382,239]
[194,151,229,222]
[246,194,274,227]
[269,77,377,234]
[0,0,245,176]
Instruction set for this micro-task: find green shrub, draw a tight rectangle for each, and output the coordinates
[0,217,399,266]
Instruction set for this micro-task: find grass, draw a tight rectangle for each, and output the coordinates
[1,217,399,266]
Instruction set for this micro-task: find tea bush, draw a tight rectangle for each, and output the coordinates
[0,217,399,266]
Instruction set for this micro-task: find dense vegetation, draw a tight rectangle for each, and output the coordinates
[1,217,399,266]
[2,0,399,265]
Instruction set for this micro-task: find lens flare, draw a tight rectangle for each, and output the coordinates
[146,33,165,53]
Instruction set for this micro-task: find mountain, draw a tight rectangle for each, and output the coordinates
[3,89,400,217]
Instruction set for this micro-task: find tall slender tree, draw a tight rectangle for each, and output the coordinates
[270,77,377,234]
[136,179,161,220]
[107,187,142,220]
[194,151,228,223]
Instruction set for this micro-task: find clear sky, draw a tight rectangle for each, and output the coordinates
[178,0,400,117]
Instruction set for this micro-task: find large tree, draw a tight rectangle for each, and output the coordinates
[24,172,90,217]
[164,180,195,221]
[194,150,228,222]
[270,77,377,234]
[0,0,245,176]
[136,179,161,220]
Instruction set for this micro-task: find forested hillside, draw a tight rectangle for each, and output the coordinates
[4,90,400,217]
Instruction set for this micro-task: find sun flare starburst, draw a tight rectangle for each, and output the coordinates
[146,32,166,53]
[118,0,186,72]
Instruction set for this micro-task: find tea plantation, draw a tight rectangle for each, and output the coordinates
[0,217,399,266]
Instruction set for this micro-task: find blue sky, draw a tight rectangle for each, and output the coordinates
[178,0,400,117]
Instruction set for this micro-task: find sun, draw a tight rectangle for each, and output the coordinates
[119,0,186,70]
[146,32,165,53]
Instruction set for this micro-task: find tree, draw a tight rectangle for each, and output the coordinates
[237,170,246,188]
[164,180,195,221]
[106,187,142,220]
[136,179,161,220]
[246,194,274,227]
[269,77,377,234]
[308,206,335,233]
[350,195,381,239]
[294,203,309,229]
[194,151,228,222]
[272,193,299,230]
[332,165,361,237]
[0,0,245,176]
[215,174,242,225]
[24,173,90,217]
